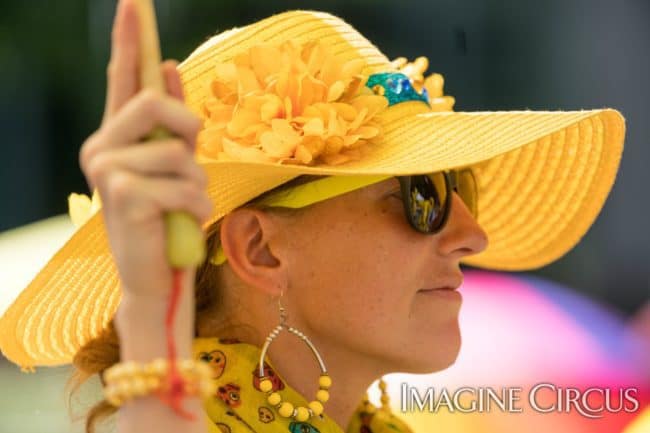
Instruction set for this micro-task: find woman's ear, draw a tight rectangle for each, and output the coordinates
[219,208,287,296]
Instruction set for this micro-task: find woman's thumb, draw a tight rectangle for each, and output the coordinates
[161,59,185,101]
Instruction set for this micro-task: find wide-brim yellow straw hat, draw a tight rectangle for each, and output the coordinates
[0,10,625,369]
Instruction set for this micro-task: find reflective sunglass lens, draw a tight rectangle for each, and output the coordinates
[403,173,450,233]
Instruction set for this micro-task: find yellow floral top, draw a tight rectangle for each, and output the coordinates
[193,337,415,433]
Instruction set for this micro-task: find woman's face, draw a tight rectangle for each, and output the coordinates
[281,176,489,373]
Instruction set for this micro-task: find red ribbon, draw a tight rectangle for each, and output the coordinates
[157,268,195,420]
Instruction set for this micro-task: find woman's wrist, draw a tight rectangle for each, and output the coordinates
[115,269,196,361]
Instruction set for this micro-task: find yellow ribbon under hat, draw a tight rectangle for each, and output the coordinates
[209,174,392,266]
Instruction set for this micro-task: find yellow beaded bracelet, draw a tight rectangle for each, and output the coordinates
[103,358,216,407]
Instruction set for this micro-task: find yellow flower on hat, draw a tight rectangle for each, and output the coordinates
[391,56,455,112]
[67,188,102,229]
[197,39,389,166]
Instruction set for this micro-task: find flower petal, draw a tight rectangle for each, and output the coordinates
[271,118,300,143]
[430,95,455,112]
[303,118,324,136]
[222,137,273,162]
[260,94,283,122]
[68,193,92,228]
[355,125,380,139]
[327,81,345,102]
[227,108,260,137]
[341,58,365,80]
[260,131,296,158]
[294,144,314,164]
[423,73,444,98]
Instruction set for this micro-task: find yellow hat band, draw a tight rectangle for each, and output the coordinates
[210,174,392,266]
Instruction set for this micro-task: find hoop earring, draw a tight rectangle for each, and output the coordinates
[256,290,332,422]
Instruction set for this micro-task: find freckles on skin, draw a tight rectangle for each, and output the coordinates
[282,182,424,359]
[279,178,464,372]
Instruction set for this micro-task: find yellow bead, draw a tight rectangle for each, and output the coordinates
[267,392,282,406]
[278,402,294,418]
[132,377,147,396]
[146,376,161,390]
[124,383,137,398]
[149,358,167,375]
[318,375,332,389]
[316,389,329,403]
[259,379,273,392]
[123,361,138,377]
[116,381,130,396]
[104,369,117,383]
[295,407,310,422]
[108,365,121,380]
[308,400,324,416]
[380,395,390,403]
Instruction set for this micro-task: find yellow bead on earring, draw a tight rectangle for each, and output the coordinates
[319,375,332,388]
[255,291,331,422]
[308,400,324,416]
[295,406,310,422]
[316,389,330,403]
[278,401,295,417]
[259,379,274,392]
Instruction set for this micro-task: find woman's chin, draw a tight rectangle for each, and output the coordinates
[399,331,462,374]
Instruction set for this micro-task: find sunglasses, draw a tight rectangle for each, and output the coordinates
[210,169,478,266]
[395,168,478,234]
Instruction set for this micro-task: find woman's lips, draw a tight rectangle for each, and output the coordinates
[417,286,462,301]
[419,286,457,291]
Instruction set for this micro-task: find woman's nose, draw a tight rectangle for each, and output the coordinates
[436,192,489,259]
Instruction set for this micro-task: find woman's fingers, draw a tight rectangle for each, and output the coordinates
[103,169,214,226]
[85,139,208,190]
[102,0,140,125]
[162,60,185,102]
[82,89,201,170]
[105,89,201,147]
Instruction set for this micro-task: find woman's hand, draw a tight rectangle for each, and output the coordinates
[78,0,213,300]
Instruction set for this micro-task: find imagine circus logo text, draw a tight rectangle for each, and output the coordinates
[399,383,640,419]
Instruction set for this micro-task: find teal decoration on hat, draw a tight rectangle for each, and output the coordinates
[366,72,430,107]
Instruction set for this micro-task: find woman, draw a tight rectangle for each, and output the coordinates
[0,1,625,433]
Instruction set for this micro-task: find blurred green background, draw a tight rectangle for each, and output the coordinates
[0,1,648,432]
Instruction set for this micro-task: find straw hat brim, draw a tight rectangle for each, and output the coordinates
[0,9,626,368]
